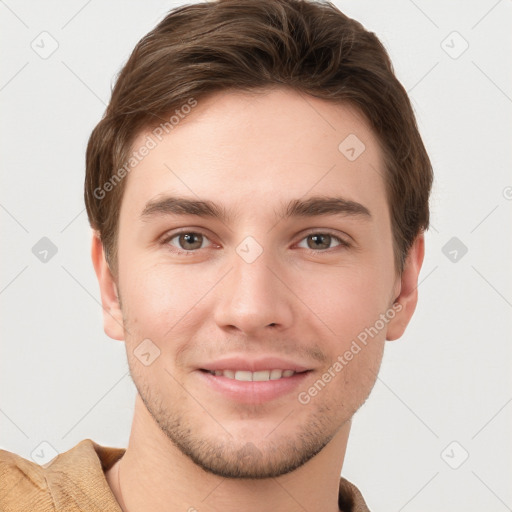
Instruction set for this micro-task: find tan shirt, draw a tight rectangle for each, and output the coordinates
[0,439,370,511]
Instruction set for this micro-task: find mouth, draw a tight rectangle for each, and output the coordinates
[200,368,306,381]
[196,358,313,404]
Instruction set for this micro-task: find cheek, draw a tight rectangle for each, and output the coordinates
[118,260,216,344]
[298,264,392,405]
[299,265,391,342]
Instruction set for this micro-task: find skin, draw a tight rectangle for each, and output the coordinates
[93,87,424,512]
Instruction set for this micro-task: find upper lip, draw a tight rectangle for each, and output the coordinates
[198,356,311,373]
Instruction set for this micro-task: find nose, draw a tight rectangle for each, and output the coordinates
[213,246,295,336]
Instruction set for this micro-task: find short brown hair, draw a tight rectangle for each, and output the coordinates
[85,0,433,274]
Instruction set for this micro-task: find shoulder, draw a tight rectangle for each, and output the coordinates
[0,439,125,512]
[0,445,54,511]
[339,475,371,512]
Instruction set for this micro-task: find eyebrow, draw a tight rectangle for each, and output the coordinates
[140,194,371,223]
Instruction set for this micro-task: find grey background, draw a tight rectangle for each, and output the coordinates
[1,1,511,510]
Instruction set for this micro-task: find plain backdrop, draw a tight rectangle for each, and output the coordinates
[1,1,511,510]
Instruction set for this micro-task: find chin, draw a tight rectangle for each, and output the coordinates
[138,385,339,479]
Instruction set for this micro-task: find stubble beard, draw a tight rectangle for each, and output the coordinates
[132,372,343,479]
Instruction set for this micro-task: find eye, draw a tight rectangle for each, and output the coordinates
[163,231,212,252]
[161,230,350,255]
[296,232,350,252]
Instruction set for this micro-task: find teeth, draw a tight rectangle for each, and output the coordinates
[252,370,270,381]
[270,369,283,380]
[234,370,252,381]
[208,369,298,381]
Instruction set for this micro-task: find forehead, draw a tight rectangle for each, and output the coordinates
[120,87,389,222]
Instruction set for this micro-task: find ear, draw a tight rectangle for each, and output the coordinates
[91,231,125,341]
[386,233,425,341]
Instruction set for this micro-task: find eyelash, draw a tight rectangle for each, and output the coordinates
[160,229,351,256]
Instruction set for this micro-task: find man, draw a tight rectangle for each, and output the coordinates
[0,0,432,510]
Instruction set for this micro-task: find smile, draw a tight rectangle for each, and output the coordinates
[198,368,312,404]
[202,369,302,381]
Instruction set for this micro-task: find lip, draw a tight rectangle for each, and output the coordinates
[198,356,311,373]
[197,369,311,404]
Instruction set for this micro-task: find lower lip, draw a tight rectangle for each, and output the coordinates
[197,370,311,404]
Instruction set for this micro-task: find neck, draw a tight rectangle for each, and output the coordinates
[106,394,350,512]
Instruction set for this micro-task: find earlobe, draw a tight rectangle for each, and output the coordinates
[91,231,125,341]
[386,233,425,341]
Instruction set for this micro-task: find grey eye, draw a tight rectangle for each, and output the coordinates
[297,233,343,251]
[169,232,208,251]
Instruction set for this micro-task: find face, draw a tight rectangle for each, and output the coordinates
[94,87,422,479]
